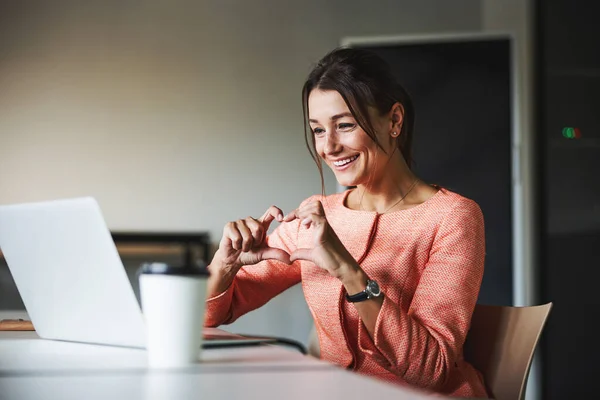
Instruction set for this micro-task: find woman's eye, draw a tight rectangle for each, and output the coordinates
[337,123,356,131]
[312,127,325,136]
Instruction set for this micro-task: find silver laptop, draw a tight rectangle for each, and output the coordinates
[0,197,147,348]
[0,197,276,350]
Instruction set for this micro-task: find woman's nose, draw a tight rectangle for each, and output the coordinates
[324,132,342,155]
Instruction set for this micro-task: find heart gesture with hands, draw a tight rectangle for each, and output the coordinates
[216,205,292,272]
[208,206,293,298]
[285,200,360,282]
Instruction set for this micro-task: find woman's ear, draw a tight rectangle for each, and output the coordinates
[390,103,405,134]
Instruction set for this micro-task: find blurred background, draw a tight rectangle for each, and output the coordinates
[0,1,598,399]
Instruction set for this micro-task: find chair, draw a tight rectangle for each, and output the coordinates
[307,323,320,358]
[463,302,553,400]
[307,302,553,400]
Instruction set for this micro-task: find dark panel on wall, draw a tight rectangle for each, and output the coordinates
[538,0,600,398]
[349,39,513,306]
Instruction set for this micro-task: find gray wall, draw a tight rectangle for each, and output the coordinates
[0,0,482,346]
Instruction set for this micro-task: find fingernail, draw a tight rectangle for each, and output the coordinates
[277,214,283,222]
[302,218,311,226]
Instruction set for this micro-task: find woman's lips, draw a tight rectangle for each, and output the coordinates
[332,155,359,170]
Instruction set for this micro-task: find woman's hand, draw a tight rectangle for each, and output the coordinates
[216,205,292,269]
[208,206,292,297]
[286,200,383,338]
[285,200,359,282]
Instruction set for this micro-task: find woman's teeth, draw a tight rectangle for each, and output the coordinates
[333,155,359,166]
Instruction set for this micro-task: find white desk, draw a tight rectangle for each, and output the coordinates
[0,311,443,400]
[0,330,331,375]
[0,369,442,400]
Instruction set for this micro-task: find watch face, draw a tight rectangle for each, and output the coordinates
[366,280,381,297]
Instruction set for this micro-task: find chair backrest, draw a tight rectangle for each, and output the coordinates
[464,302,553,400]
[307,302,552,400]
[307,323,320,358]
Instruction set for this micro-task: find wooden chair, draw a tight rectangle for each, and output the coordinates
[307,323,320,358]
[463,302,553,400]
[307,302,553,400]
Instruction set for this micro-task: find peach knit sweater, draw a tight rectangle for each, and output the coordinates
[205,188,488,398]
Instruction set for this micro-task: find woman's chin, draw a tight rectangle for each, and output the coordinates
[335,177,357,188]
[332,169,361,188]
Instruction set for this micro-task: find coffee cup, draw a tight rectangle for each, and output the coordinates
[138,262,209,368]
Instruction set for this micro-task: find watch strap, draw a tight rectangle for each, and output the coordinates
[345,290,369,303]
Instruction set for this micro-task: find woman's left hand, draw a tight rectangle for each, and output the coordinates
[284,200,359,281]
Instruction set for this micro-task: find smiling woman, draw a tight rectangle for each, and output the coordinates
[203,47,488,398]
[302,48,415,199]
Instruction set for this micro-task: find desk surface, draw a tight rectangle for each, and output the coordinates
[0,311,445,400]
[0,330,328,375]
[0,311,325,375]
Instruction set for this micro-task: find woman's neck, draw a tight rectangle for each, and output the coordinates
[355,181,418,214]
[350,156,421,213]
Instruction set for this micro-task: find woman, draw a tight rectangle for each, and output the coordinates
[204,47,488,398]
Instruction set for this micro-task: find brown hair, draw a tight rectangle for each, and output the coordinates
[302,47,415,193]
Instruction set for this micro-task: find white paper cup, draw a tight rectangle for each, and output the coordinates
[139,262,209,368]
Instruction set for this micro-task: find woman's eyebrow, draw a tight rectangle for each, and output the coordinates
[309,112,353,124]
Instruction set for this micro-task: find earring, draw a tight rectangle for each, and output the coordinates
[391,131,398,137]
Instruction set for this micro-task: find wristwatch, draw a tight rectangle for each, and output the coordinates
[345,279,382,303]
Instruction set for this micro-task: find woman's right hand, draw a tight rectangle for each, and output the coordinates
[208,206,292,296]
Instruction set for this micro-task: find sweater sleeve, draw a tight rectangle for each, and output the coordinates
[356,198,485,391]
[204,216,302,327]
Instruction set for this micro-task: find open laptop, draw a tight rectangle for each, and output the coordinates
[0,197,273,349]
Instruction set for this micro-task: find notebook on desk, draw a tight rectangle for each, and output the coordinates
[0,197,272,349]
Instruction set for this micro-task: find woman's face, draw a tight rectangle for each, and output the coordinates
[308,89,396,188]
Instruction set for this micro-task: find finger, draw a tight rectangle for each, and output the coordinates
[290,248,314,264]
[298,213,326,229]
[286,205,310,221]
[301,217,312,228]
[296,202,325,220]
[283,208,298,222]
[245,217,265,245]
[224,222,243,251]
[237,221,254,252]
[258,247,292,265]
[259,205,284,227]
[285,200,325,223]
[314,200,325,215]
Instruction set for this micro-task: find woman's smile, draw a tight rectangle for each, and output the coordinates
[331,154,360,170]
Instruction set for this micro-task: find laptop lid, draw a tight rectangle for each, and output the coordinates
[0,197,146,348]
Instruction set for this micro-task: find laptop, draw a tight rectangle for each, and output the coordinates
[0,197,273,349]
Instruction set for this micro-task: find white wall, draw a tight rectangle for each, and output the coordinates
[0,0,482,345]
[481,2,539,399]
